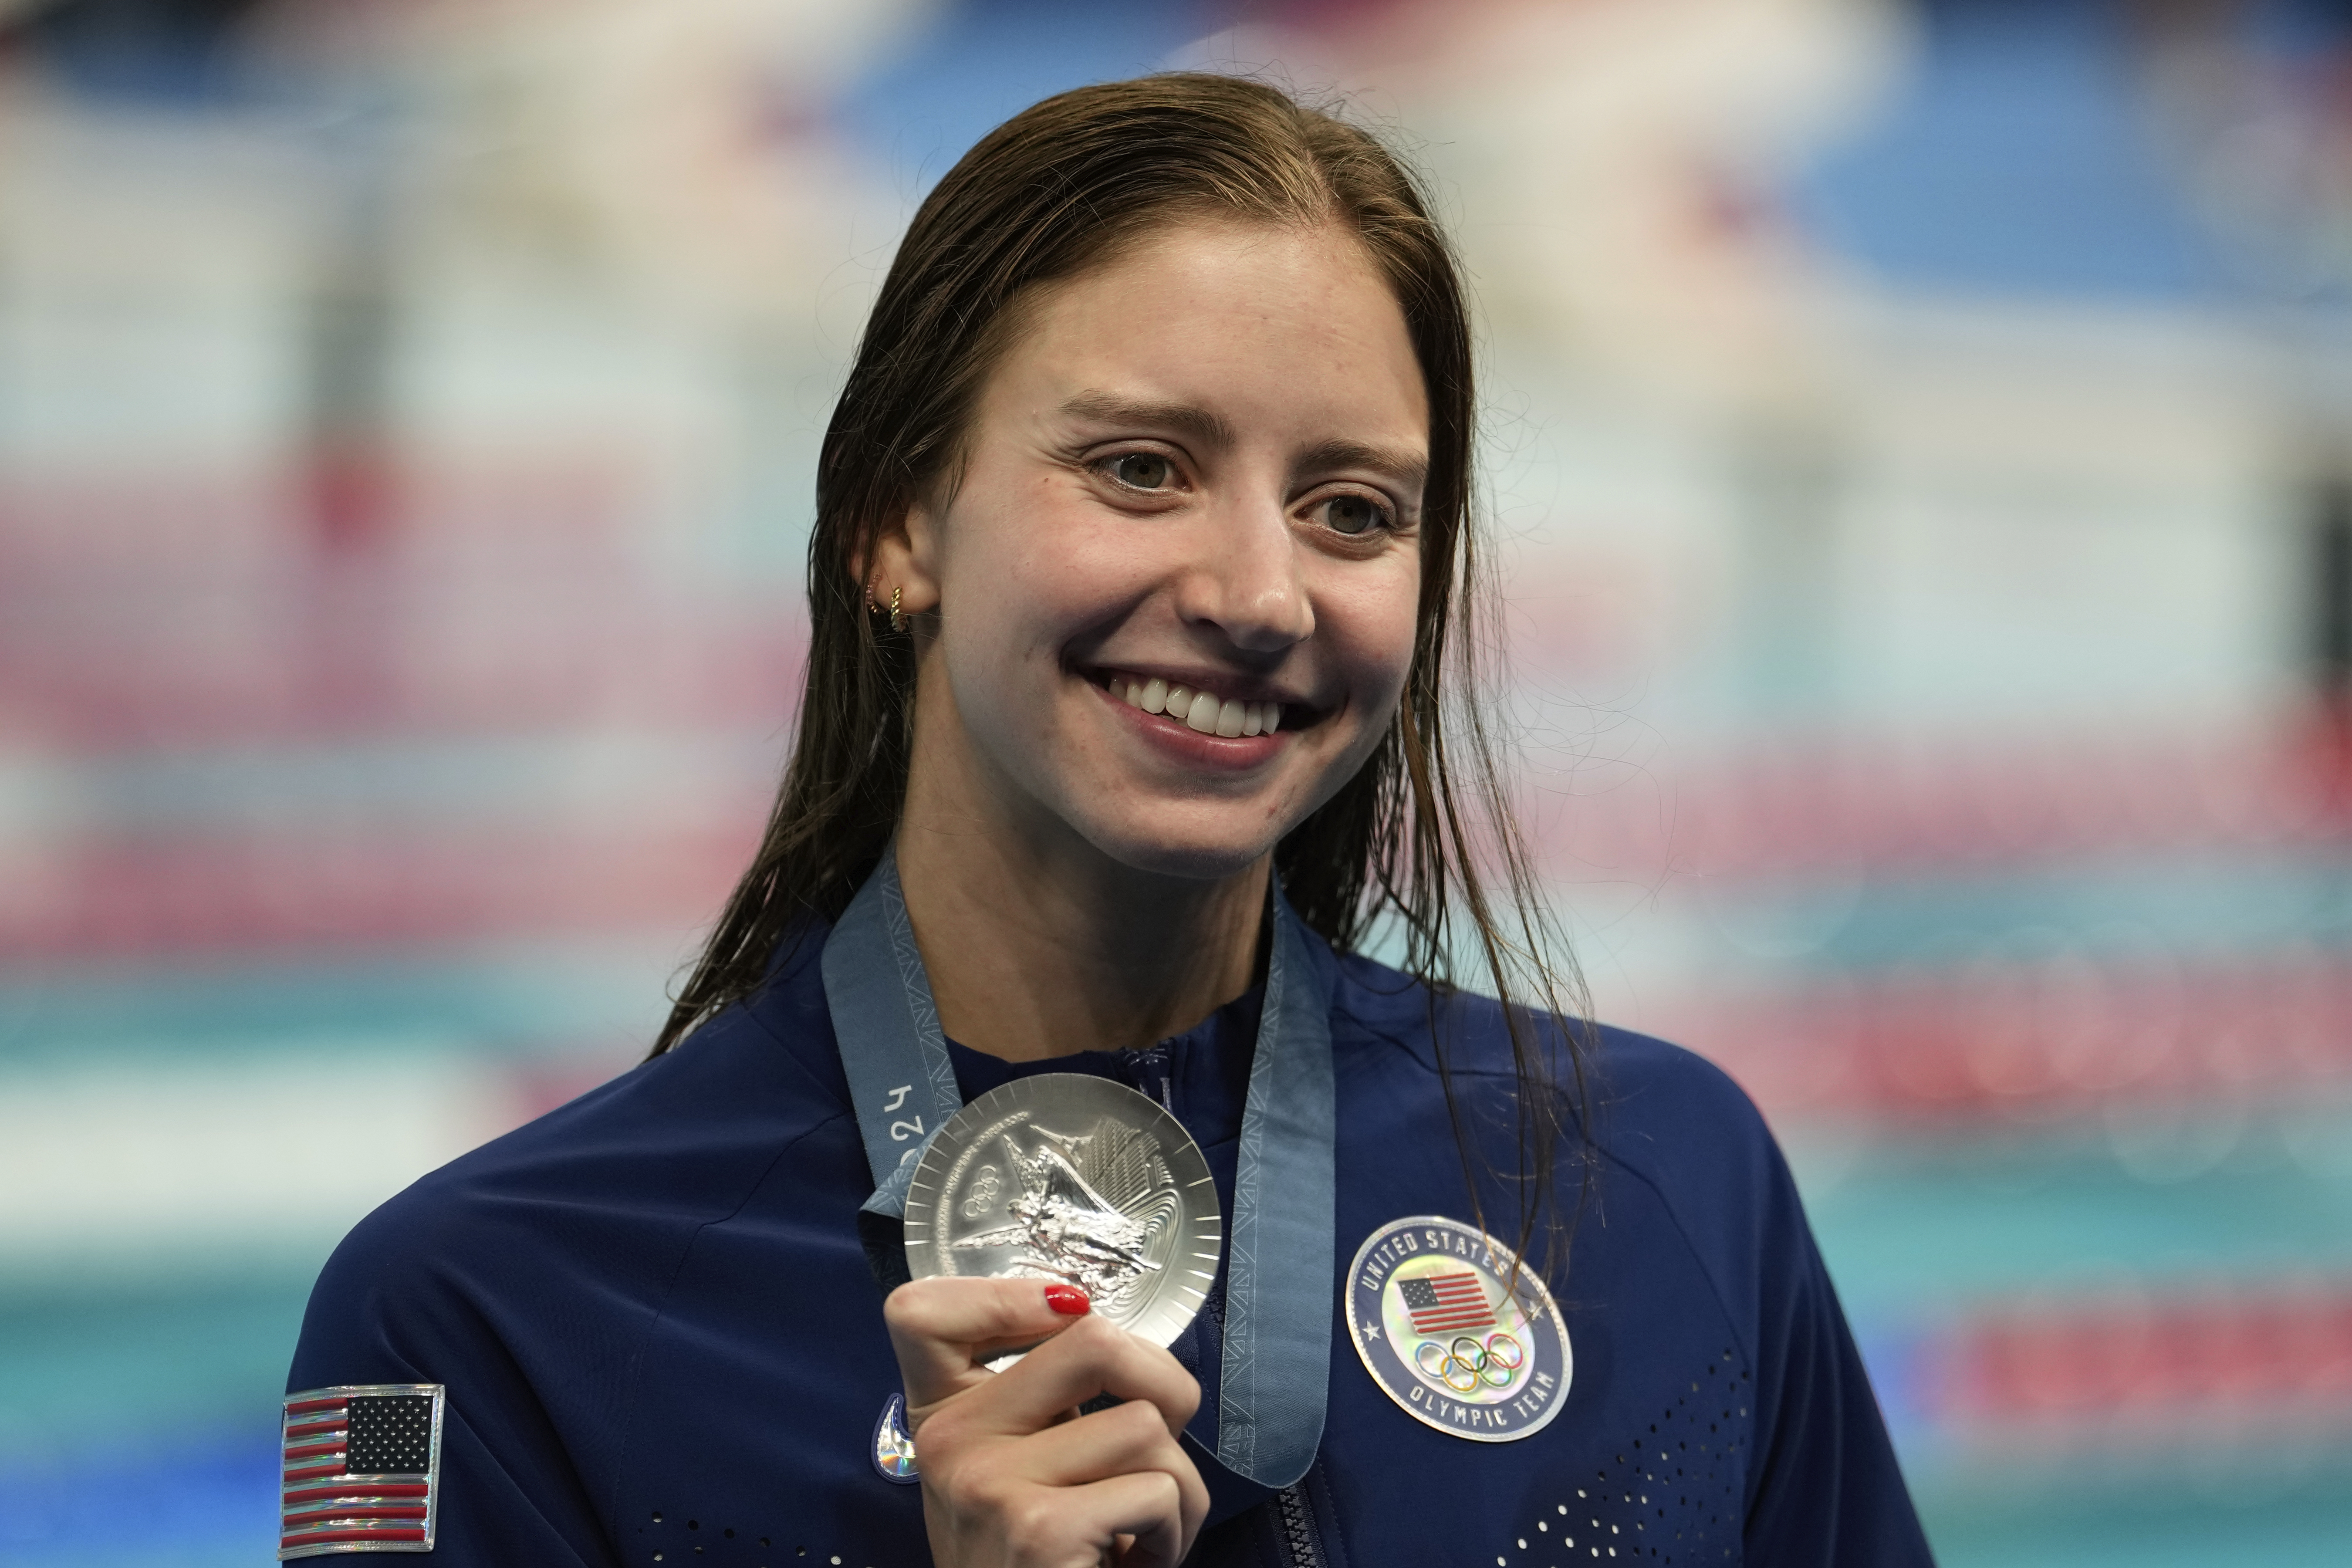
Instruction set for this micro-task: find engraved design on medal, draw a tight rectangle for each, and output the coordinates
[948,1118,1180,1311]
[959,1163,1001,1219]
[903,1074,1222,1350]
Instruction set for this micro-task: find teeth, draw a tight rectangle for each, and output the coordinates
[1108,673,1288,736]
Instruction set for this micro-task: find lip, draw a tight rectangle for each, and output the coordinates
[1089,678,1299,770]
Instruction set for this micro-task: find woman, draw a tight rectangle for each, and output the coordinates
[285,75,1931,1568]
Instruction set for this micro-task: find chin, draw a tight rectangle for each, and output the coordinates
[1078,812,1284,885]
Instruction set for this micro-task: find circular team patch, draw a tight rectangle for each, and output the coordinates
[1345,1214,1571,1442]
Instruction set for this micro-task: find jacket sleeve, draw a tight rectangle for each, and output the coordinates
[1742,1141,1937,1566]
[285,1200,620,1568]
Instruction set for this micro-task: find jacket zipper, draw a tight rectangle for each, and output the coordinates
[1127,1042,1176,1113]
[1275,1482,1325,1568]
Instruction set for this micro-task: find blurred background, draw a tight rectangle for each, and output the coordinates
[2,0,2349,1562]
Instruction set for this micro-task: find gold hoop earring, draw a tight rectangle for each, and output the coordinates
[889,585,906,634]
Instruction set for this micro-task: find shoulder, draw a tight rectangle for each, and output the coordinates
[1331,949,1767,1135]
[1585,1026,1784,1190]
[289,933,855,1389]
[1328,946,1787,1234]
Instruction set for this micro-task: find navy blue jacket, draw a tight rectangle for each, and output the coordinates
[288,925,1933,1566]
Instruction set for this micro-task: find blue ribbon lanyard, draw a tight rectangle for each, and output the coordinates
[821,842,1335,1489]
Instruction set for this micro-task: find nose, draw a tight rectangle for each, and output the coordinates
[1173,492,1314,653]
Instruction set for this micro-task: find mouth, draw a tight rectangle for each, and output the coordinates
[1088,668,1318,740]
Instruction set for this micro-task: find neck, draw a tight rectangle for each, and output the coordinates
[892,818,1268,1065]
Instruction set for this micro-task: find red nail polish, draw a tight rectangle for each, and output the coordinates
[1044,1284,1090,1316]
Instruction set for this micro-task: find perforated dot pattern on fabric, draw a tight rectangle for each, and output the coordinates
[1496,1350,1756,1566]
[639,1508,863,1568]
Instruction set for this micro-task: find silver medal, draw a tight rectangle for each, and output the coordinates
[902,1073,1222,1349]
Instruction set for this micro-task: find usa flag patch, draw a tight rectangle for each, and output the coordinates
[278,1384,445,1558]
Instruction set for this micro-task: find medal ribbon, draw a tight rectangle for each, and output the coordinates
[821,842,1335,1488]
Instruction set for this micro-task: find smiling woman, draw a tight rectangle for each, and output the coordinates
[284,74,1932,1568]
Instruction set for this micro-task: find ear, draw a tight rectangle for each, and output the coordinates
[858,496,944,616]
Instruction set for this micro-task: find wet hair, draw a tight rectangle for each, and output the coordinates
[653,72,1589,1274]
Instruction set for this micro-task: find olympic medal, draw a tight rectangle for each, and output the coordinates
[902,1073,1222,1350]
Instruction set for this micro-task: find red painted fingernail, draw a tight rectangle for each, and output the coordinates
[1044,1284,1090,1316]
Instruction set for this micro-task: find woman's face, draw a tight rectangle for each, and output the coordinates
[889,218,1429,882]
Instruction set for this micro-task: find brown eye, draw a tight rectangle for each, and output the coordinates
[1322,494,1387,535]
[1110,453,1173,490]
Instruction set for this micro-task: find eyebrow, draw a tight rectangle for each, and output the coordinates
[1294,438,1429,498]
[1058,392,1429,497]
[1057,391,1235,451]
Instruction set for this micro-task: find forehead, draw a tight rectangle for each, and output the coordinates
[978,219,1431,456]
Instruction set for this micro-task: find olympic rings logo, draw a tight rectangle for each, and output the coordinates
[1414,1331,1525,1393]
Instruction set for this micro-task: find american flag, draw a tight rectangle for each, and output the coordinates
[1398,1271,1495,1335]
[279,1385,443,1559]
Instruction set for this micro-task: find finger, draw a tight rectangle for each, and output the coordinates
[1012,1404,1211,1554]
[1011,1399,1194,1488]
[918,1381,1212,1546]
[1061,1470,1188,1568]
[885,1276,1091,1406]
[970,1313,1201,1437]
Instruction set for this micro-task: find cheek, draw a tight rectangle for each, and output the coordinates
[949,484,1143,643]
[1326,562,1422,710]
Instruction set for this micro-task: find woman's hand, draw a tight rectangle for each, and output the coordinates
[883,1277,1210,1568]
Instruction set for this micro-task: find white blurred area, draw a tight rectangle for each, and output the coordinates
[2,0,2350,1563]
[0,1048,521,1266]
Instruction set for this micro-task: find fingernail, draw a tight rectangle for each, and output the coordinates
[1044,1284,1090,1316]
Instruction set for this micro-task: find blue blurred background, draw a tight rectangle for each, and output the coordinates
[3,0,2351,1562]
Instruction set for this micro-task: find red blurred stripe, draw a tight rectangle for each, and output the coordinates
[1669,952,2352,1122]
[1929,1284,2352,1425]
[0,538,803,752]
[0,824,759,959]
[1523,716,2352,879]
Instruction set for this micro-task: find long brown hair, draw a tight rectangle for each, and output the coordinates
[655,73,1589,1271]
